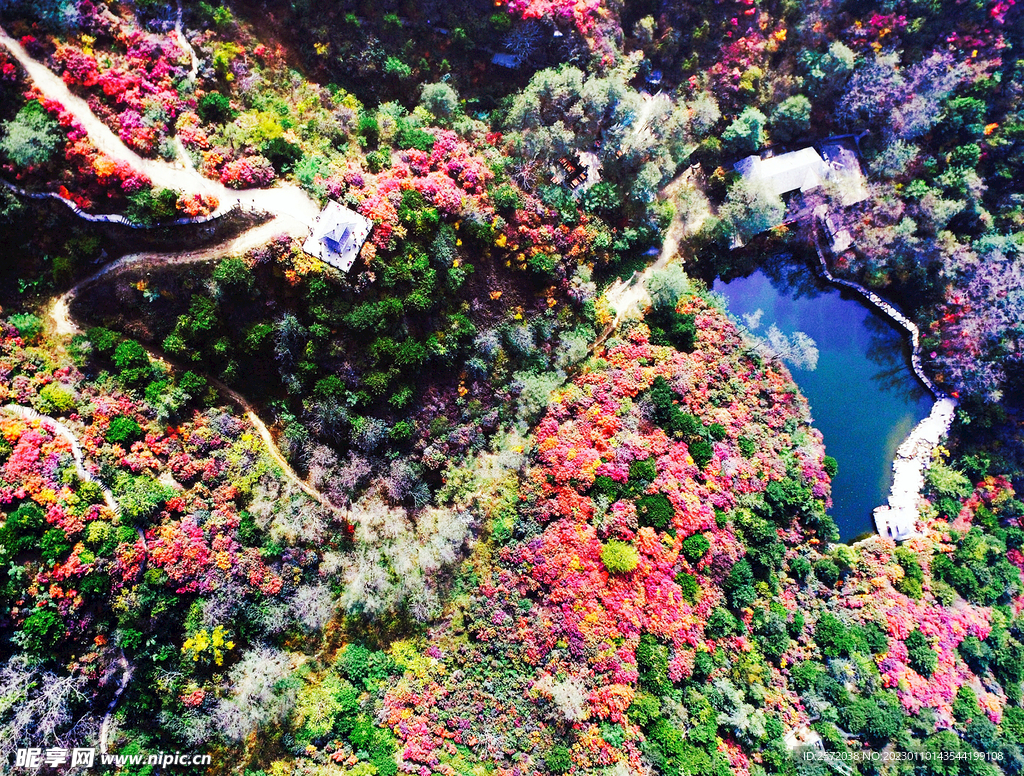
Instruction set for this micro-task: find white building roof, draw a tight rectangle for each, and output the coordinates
[735,143,869,205]
[735,147,827,197]
[302,201,373,273]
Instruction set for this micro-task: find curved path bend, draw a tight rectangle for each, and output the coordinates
[46,220,347,516]
[0,24,321,229]
[0,24,343,517]
[2,403,120,517]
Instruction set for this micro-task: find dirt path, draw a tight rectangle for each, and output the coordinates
[0,24,321,228]
[604,171,708,327]
[210,376,346,513]
[48,216,309,336]
[99,650,132,755]
[0,26,343,516]
[175,0,199,82]
[45,219,346,515]
[2,403,120,516]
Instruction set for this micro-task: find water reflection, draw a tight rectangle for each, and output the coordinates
[862,314,928,404]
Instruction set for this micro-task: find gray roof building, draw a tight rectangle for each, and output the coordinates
[302,201,373,273]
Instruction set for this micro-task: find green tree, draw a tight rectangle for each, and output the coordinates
[682,533,710,563]
[213,257,253,294]
[770,95,811,143]
[22,609,63,652]
[814,558,840,587]
[545,745,571,774]
[906,629,937,677]
[719,178,785,243]
[0,502,45,563]
[721,107,766,156]
[601,540,640,574]
[40,528,72,562]
[10,313,43,343]
[814,613,852,658]
[724,558,756,610]
[106,416,143,445]
[636,633,671,694]
[800,42,856,100]
[419,82,460,124]
[39,383,76,414]
[0,102,61,168]
[788,555,811,582]
[637,494,675,530]
[197,91,236,123]
[113,473,173,525]
[113,340,151,384]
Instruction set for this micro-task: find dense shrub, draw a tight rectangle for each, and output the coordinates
[905,630,937,677]
[22,609,63,652]
[636,493,674,530]
[681,533,710,563]
[0,102,61,167]
[545,745,572,774]
[39,383,75,413]
[601,540,640,574]
[106,416,143,444]
[10,313,44,343]
[197,92,236,123]
[814,613,852,658]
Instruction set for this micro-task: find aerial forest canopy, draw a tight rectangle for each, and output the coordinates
[0,0,1023,774]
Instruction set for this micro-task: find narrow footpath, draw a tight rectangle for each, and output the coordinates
[0,24,344,517]
[0,24,321,230]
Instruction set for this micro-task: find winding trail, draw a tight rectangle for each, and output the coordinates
[211,376,347,513]
[2,403,120,517]
[3,11,958,548]
[0,23,343,515]
[174,0,200,83]
[1,407,144,754]
[604,169,707,327]
[46,220,348,515]
[0,24,321,229]
[811,223,957,541]
[99,650,132,755]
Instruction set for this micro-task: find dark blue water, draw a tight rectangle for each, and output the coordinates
[713,262,933,541]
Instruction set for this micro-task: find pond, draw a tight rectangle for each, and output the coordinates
[713,259,934,542]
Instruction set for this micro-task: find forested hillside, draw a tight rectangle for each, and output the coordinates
[0,0,1023,773]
